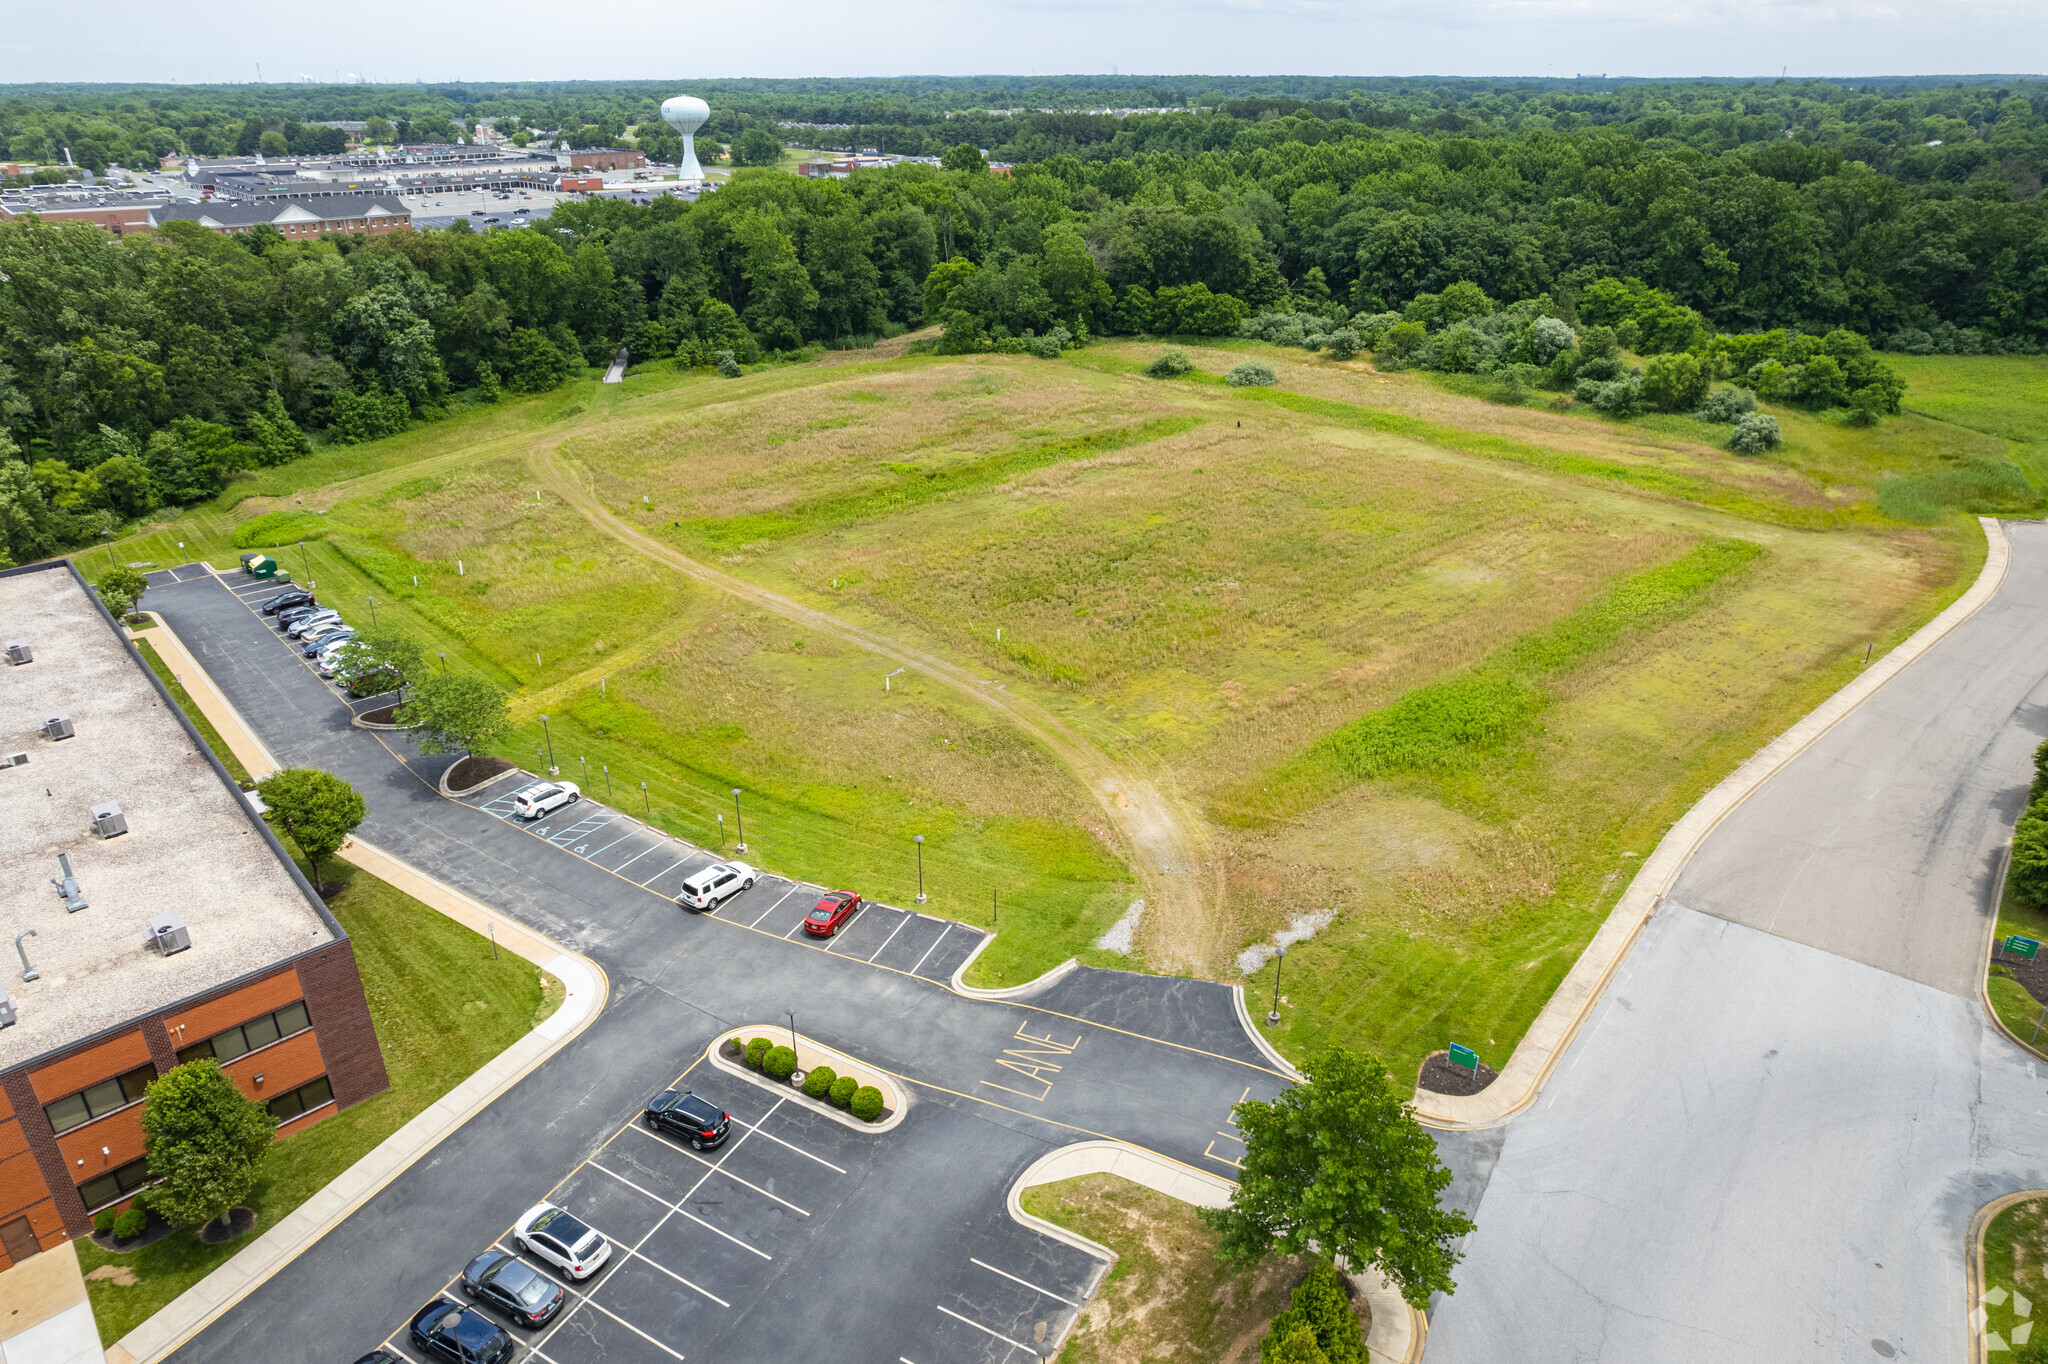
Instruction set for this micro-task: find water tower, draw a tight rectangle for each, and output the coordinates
[661,95,710,183]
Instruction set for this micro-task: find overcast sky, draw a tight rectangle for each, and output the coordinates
[6,0,2043,87]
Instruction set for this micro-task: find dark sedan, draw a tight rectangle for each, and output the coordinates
[409,1298,514,1364]
[644,1089,731,1149]
[463,1250,565,1327]
[260,589,315,615]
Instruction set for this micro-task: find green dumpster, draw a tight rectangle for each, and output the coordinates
[242,553,281,579]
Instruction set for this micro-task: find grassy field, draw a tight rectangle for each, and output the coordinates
[81,340,2031,1079]
[1981,1196,2048,1355]
[1019,1175,1322,1364]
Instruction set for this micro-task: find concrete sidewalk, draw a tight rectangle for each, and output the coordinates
[103,614,609,1364]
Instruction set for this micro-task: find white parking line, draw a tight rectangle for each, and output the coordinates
[866,912,913,962]
[502,1232,729,1308]
[972,1257,1079,1306]
[377,1343,425,1364]
[586,1160,772,1260]
[632,857,686,887]
[908,923,953,977]
[750,882,808,927]
[936,1303,1037,1354]
[538,1272,692,1361]
[725,1115,847,1173]
[587,828,639,857]
[609,843,666,875]
[624,1122,812,1215]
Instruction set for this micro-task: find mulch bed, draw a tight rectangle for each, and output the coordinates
[89,1218,176,1254]
[196,1206,258,1244]
[1417,1049,1500,1097]
[1993,944,2048,1005]
[446,754,515,791]
[358,704,401,725]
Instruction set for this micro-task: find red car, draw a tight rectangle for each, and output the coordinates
[804,891,861,936]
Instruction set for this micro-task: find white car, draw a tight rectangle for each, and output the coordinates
[678,861,754,911]
[514,1203,610,1280]
[511,781,580,820]
[287,610,341,638]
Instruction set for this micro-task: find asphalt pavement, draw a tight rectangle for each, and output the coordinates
[1426,520,2048,1362]
[146,568,1295,1364]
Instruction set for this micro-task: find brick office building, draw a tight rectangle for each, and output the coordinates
[569,148,647,172]
[0,562,387,1268]
[0,194,411,242]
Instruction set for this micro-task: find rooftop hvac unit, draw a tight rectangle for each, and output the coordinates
[43,713,73,741]
[90,802,127,838]
[0,991,14,1028]
[3,641,29,666]
[1,753,24,769]
[147,912,190,955]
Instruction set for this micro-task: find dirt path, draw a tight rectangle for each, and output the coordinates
[530,433,1223,974]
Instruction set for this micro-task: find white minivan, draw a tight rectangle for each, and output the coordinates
[678,861,754,911]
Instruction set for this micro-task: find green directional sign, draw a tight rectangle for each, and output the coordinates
[2007,935,2040,960]
[1448,1043,1480,1072]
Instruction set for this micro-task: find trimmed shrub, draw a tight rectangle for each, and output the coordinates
[1226,360,1278,388]
[94,1209,116,1233]
[2030,736,2048,806]
[1694,387,1757,423]
[744,1037,772,1070]
[802,1064,837,1099]
[1259,1259,1363,1364]
[716,351,742,378]
[1144,349,1194,379]
[850,1085,885,1121]
[763,1045,797,1081]
[1727,413,1783,454]
[828,1074,858,1108]
[112,1207,148,1240]
[2012,803,2048,908]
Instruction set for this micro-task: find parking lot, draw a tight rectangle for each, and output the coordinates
[364,1063,1106,1364]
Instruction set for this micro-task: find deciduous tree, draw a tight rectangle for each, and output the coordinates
[256,767,366,889]
[140,1061,275,1235]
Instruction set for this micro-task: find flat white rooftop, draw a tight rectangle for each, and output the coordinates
[0,565,333,1071]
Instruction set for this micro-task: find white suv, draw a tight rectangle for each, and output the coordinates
[511,781,580,820]
[678,861,754,911]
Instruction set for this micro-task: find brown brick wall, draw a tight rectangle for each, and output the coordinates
[0,1073,86,1238]
[221,1029,325,1106]
[163,968,303,1055]
[295,943,388,1108]
[27,1032,151,1105]
[56,1103,146,1178]
[0,1119,51,1223]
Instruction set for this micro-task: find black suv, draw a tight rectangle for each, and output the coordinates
[463,1250,565,1326]
[409,1299,513,1364]
[644,1089,731,1149]
[260,589,315,615]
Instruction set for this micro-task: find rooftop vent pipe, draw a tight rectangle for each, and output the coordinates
[50,854,86,912]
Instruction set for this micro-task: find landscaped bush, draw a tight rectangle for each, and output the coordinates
[716,351,742,378]
[744,1037,772,1070]
[1226,360,1277,388]
[1144,349,1194,379]
[1694,387,1758,423]
[802,1064,837,1099]
[850,1085,885,1121]
[1727,413,1783,454]
[828,1074,857,1108]
[112,1207,148,1240]
[94,1209,116,1233]
[763,1045,797,1081]
[1258,1258,1365,1364]
[2013,803,2048,908]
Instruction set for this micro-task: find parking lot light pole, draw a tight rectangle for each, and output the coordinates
[298,541,312,588]
[539,714,557,774]
[731,789,747,853]
[437,652,447,674]
[641,781,650,816]
[365,595,377,626]
[914,834,927,904]
[602,764,611,798]
[1266,947,1287,1027]
[787,1010,798,1058]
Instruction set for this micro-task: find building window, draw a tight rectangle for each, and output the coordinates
[267,1075,333,1122]
[177,1000,310,1066]
[78,1158,152,1212]
[43,1065,156,1134]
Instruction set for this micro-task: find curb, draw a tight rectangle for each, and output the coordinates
[1968,1189,2048,1364]
[109,844,606,1364]
[1978,840,2048,1063]
[128,612,279,778]
[439,758,522,799]
[702,1027,909,1133]
[948,940,1077,1000]
[1007,1140,1420,1364]
[1412,517,2013,1127]
[1232,983,1305,1082]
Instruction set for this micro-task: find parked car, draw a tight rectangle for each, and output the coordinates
[260,589,315,616]
[644,1089,730,1150]
[804,890,861,937]
[462,1249,564,1327]
[408,1299,513,1364]
[302,628,355,658]
[344,669,402,699]
[677,861,754,911]
[510,781,579,820]
[276,602,326,627]
[514,1203,611,1280]
[287,610,342,638]
[349,1352,402,1364]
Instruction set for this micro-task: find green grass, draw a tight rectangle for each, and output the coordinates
[1887,353,2048,443]
[1020,1174,1311,1364]
[1982,1195,2048,1356]
[133,638,252,786]
[1988,877,2048,1050]
[75,854,550,1344]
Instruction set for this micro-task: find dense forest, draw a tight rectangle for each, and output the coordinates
[0,74,2043,564]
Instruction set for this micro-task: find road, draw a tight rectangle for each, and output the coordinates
[1425,520,2048,1362]
[145,567,1291,1364]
